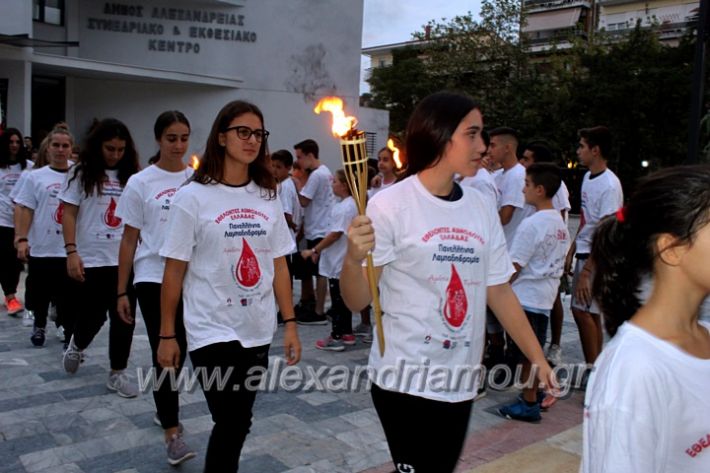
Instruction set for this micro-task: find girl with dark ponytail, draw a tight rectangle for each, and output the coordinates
[583,165,710,473]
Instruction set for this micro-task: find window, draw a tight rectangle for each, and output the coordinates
[365,132,377,159]
[33,0,64,26]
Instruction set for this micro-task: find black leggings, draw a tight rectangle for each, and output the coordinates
[0,226,22,297]
[70,266,136,371]
[27,257,73,338]
[189,340,270,473]
[371,383,474,473]
[329,278,352,338]
[135,282,187,430]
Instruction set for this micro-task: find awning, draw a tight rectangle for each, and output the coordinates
[0,34,79,48]
[522,8,583,32]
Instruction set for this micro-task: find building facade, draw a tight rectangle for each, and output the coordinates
[0,0,389,167]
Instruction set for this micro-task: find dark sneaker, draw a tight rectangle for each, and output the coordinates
[166,433,196,466]
[498,399,541,422]
[30,326,45,347]
[315,336,345,352]
[294,300,315,317]
[297,312,328,325]
[353,323,372,337]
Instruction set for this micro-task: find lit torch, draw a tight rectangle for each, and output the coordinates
[386,138,403,170]
[190,155,200,170]
[314,96,385,356]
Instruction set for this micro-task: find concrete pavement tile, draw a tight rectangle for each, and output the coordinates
[339,408,379,428]
[464,441,580,473]
[0,419,46,441]
[545,425,583,457]
[297,391,339,406]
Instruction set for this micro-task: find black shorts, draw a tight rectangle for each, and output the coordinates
[507,310,549,366]
[304,238,323,277]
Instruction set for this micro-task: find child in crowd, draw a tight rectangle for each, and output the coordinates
[14,127,75,347]
[0,128,33,315]
[301,169,359,351]
[115,111,196,465]
[157,100,301,473]
[498,163,570,422]
[584,165,710,473]
[369,147,398,195]
[60,118,140,398]
[271,150,303,295]
[341,92,555,473]
[518,141,571,366]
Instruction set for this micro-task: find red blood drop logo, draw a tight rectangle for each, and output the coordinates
[443,264,467,328]
[236,238,261,287]
[54,202,64,224]
[103,197,122,228]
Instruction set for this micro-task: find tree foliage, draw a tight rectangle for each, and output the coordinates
[366,0,700,187]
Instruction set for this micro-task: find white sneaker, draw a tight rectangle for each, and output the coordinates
[107,371,139,398]
[22,310,34,327]
[546,344,562,366]
[63,335,83,374]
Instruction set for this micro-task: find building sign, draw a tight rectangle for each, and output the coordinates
[85,2,257,56]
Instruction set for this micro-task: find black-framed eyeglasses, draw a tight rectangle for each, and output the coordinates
[224,126,270,143]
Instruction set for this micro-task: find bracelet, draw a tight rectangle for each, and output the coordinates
[66,250,77,255]
[64,243,76,248]
[16,238,28,244]
[116,292,128,299]
[159,334,177,340]
[282,318,297,325]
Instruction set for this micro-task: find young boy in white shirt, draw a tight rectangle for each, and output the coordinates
[499,163,570,422]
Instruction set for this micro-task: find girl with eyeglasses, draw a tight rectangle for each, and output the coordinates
[157,100,301,472]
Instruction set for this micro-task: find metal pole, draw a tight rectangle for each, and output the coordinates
[687,0,710,163]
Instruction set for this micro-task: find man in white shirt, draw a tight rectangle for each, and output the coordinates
[294,139,333,325]
[565,126,623,366]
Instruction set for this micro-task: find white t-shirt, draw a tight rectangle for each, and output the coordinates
[58,167,125,268]
[582,321,710,473]
[576,169,623,254]
[13,167,70,258]
[159,181,295,351]
[0,162,33,228]
[115,165,193,284]
[369,176,397,197]
[510,209,570,311]
[367,175,514,402]
[319,196,358,279]
[277,177,303,246]
[300,164,334,240]
[495,163,527,248]
[461,169,499,209]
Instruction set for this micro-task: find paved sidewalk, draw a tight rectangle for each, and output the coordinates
[0,292,585,473]
[1,216,585,473]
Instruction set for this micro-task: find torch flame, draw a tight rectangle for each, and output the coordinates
[190,155,200,170]
[314,96,357,137]
[387,139,403,170]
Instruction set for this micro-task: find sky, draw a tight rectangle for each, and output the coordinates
[360,0,482,93]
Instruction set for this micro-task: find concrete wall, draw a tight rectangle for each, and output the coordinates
[0,0,32,36]
[72,77,389,170]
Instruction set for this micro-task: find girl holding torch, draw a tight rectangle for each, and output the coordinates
[341,91,555,472]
